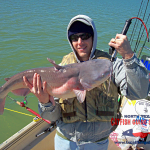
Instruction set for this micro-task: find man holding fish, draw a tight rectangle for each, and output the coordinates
[23,15,149,150]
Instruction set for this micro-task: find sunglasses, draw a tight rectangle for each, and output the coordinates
[70,33,92,42]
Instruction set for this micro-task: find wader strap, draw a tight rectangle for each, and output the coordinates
[63,111,76,118]
[96,111,114,116]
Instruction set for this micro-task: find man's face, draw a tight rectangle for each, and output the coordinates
[71,33,93,61]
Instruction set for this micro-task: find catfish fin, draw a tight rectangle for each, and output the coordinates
[47,58,63,70]
[73,89,86,103]
[80,79,92,91]
[12,88,30,96]
[5,78,10,81]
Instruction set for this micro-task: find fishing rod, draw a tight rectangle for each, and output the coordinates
[109,19,132,61]
[109,17,149,61]
[7,95,51,124]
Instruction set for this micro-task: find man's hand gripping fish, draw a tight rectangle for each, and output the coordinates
[0,58,112,114]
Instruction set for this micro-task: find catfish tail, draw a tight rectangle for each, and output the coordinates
[0,96,6,115]
[0,86,7,115]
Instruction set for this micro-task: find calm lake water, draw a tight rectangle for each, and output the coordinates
[0,0,150,144]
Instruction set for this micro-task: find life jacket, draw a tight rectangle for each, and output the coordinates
[59,49,119,123]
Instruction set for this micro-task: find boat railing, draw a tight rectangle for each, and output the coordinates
[137,46,150,58]
[143,46,150,51]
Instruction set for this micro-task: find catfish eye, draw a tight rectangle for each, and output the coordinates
[101,73,104,77]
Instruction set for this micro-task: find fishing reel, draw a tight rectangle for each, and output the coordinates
[20,96,28,107]
[7,95,28,107]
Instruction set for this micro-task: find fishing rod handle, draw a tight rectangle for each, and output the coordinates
[110,19,132,62]
[121,19,132,35]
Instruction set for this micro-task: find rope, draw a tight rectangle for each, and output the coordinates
[4,108,35,117]
[137,28,150,58]
[129,0,149,54]
[134,0,150,52]
[130,0,144,45]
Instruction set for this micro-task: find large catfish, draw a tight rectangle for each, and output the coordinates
[0,58,112,114]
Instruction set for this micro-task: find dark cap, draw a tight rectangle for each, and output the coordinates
[68,21,93,38]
